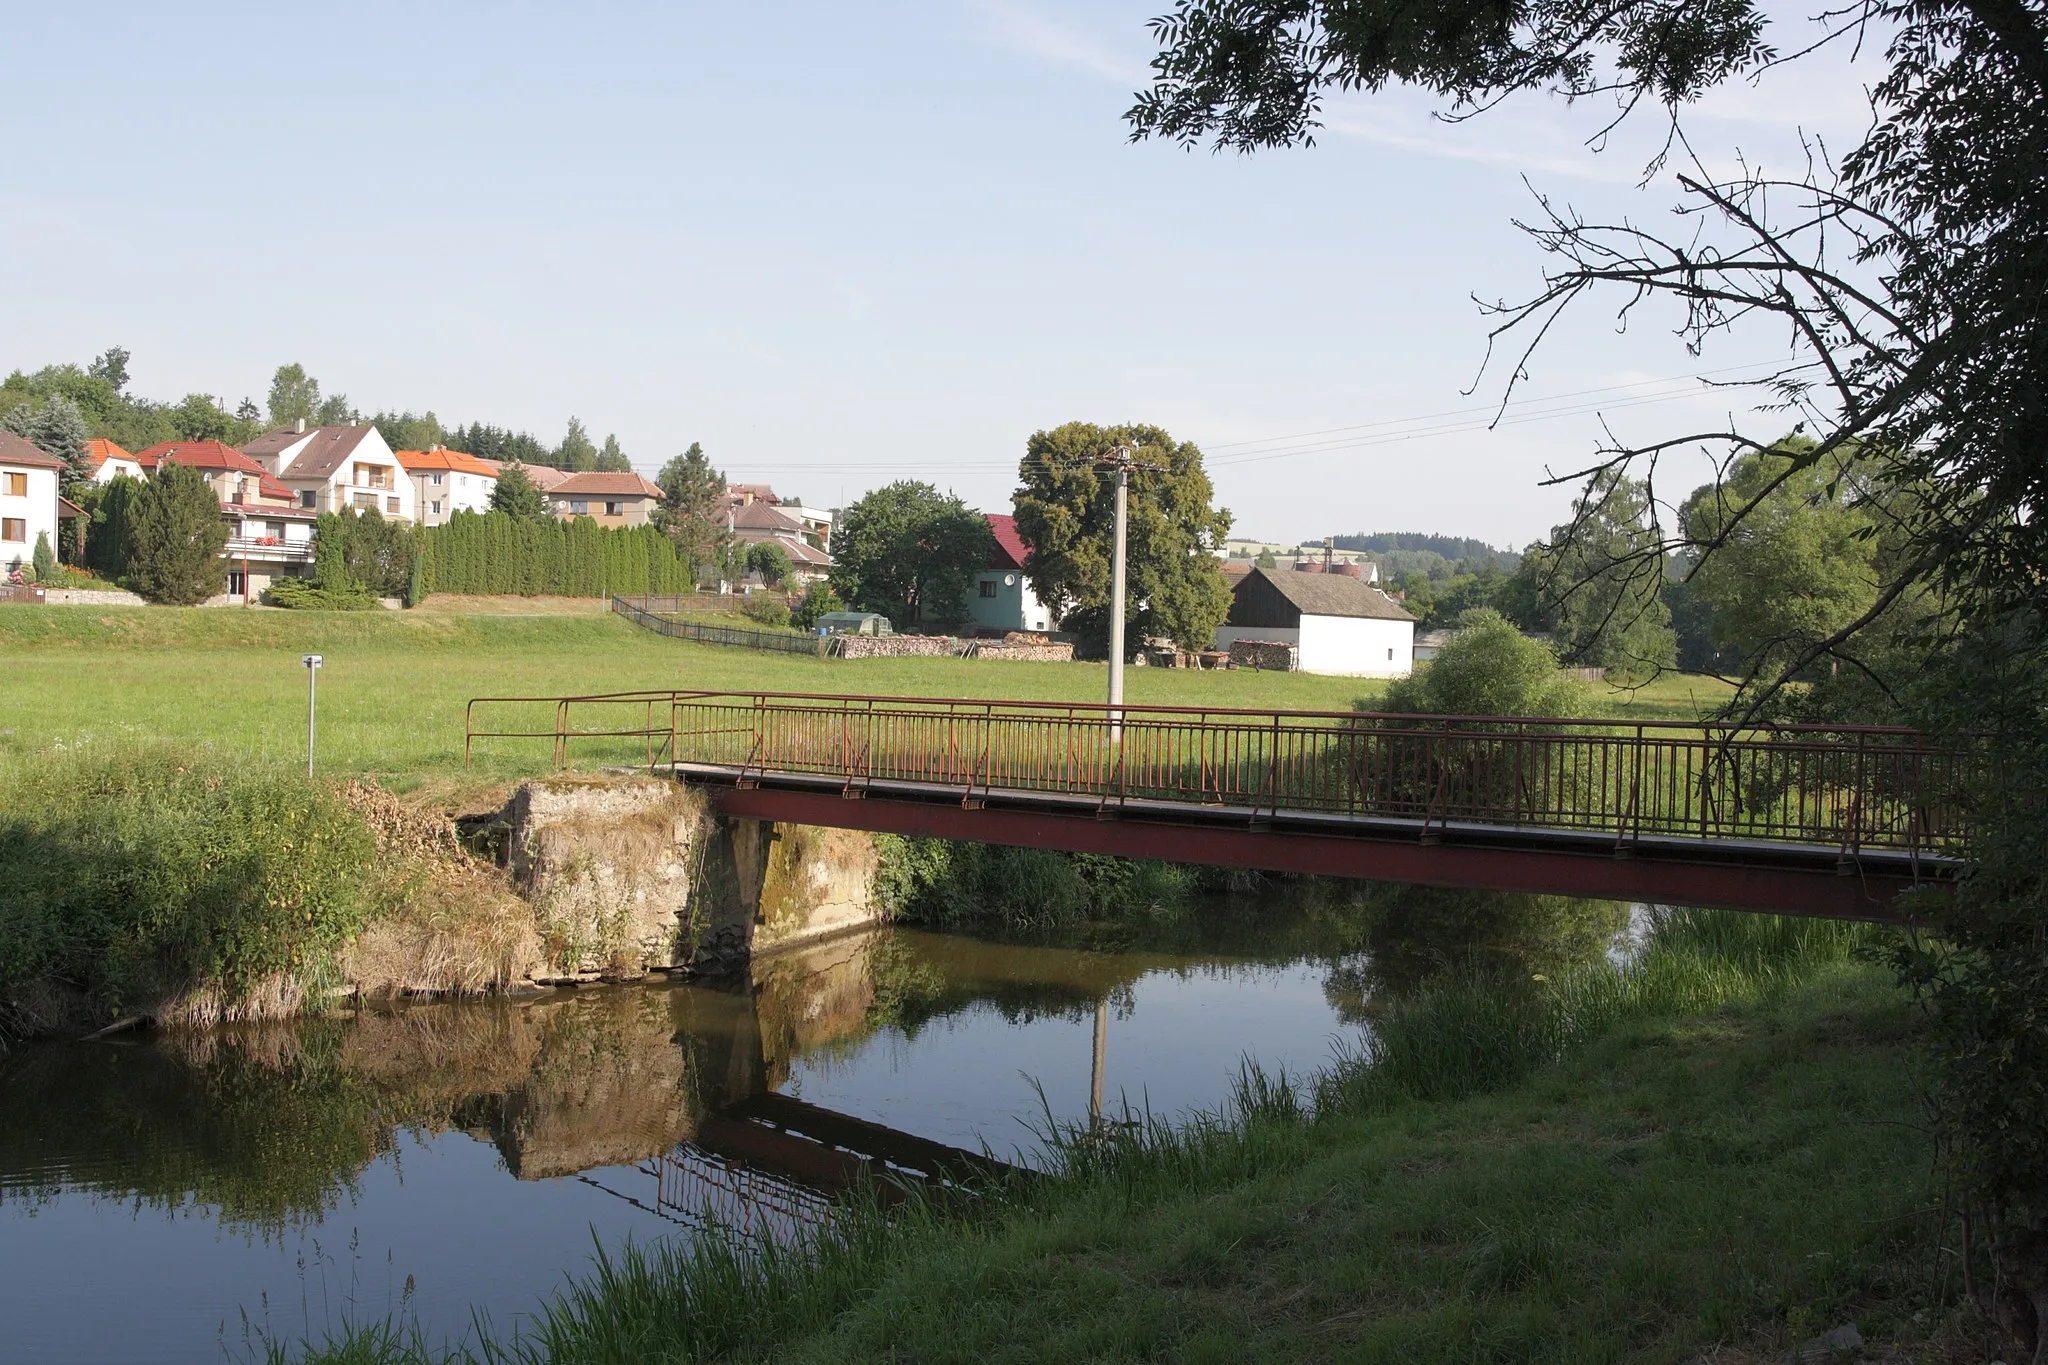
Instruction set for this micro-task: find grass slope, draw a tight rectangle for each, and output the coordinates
[281,960,1935,1365]
[0,605,1737,787]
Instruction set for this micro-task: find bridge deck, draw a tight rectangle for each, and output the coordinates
[467,688,1972,921]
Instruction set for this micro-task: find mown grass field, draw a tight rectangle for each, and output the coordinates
[0,602,1736,793]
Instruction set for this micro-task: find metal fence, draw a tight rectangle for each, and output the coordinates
[465,688,1975,855]
[611,594,824,656]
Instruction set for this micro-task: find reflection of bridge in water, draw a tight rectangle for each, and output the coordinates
[449,931,1027,1238]
[468,690,1975,920]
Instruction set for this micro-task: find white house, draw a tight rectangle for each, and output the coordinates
[1213,566,1416,677]
[243,422,417,522]
[84,438,145,483]
[0,430,63,574]
[968,514,1052,634]
[397,447,499,526]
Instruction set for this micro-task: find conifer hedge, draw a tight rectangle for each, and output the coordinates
[416,511,692,597]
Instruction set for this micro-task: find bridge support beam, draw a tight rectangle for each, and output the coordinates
[699,780,1942,923]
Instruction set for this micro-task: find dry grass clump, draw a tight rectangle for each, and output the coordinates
[338,780,542,999]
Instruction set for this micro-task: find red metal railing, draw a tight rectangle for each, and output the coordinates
[464,689,1974,854]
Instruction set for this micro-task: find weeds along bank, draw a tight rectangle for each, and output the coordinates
[279,911,1946,1365]
[0,745,538,1042]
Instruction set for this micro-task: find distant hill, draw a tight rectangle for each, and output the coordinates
[1330,532,1521,575]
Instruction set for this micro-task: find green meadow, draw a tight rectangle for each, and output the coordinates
[0,602,1736,791]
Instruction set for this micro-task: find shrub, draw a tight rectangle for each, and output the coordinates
[739,594,792,628]
[1379,609,1597,717]
[791,581,846,631]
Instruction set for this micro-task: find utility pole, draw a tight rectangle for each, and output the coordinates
[301,654,323,777]
[1107,458,1130,742]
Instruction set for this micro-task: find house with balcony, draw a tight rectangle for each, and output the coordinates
[544,471,663,528]
[397,447,499,526]
[243,422,417,521]
[0,430,64,576]
[727,483,831,552]
[134,440,316,601]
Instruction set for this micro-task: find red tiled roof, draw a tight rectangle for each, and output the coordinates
[82,438,134,470]
[986,513,1030,570]
[396,448,499,478]
[0,430,66,470]
[551,471,664,499]
[507,462,571,490]
[135,440,268,472]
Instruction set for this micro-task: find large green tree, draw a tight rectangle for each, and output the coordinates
[126,462,227,605]
[1525,471,1675,681]
[1679,441,1880,679]
[595,434,631,472]
[1013,421,1232,653]
[3,395,91,491]
[556,418,597,472]
[372,410,447,454]
[654,442,729,578]
[830,481,991,629]
[266,363,354,429]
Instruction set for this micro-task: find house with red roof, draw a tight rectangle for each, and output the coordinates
[968,514,1052,635]
[83,438,144,483]
[134,440,318,601]
[544,470,665,529]
[396,447,499,525]
[725,498,833,584]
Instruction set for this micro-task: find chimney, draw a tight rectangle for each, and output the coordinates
[294,418,306,434]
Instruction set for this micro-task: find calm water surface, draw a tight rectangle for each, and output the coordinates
[0,911,1378,1363]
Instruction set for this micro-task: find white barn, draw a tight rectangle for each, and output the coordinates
[1213,566,1416,676]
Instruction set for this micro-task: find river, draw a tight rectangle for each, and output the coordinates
[0,903,1407,1363]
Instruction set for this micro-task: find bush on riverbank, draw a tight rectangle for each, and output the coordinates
[0,746,532,1041]
[280,908,1941,1364]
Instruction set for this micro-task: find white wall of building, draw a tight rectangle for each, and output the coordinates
[94,457,144,483]
[0,463,60,571]
[967,569,1051,633]
[1298,614,1413,676]
[1213,616,1413,676]
[410,468,496,525]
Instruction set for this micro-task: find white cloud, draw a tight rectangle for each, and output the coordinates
[973,0,1150,87]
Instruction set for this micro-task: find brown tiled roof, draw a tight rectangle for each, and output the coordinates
[551,471,663,498]
[1240,566,1415,621]
[735,529,832,566]
[507,462,571,491]
[274,425,381,481]
[730,501,802,533]
[244,426,315,458]
[0,431,66,470]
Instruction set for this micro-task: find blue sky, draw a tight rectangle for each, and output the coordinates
[1,1,1873,547]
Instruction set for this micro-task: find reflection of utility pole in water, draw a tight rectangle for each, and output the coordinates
[1089,998,1108,1126]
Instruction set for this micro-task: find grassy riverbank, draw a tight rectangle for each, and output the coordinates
[0,604,1735,792]
[280,913,1946,1364]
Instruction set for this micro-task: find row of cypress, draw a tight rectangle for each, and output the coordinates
[415,510,693,598]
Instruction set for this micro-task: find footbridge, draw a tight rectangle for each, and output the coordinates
[466,690,1973,921]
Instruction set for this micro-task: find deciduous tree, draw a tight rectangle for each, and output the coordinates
[556,418,597,472]
[1013,421,1232,653]
[830,481,991,629]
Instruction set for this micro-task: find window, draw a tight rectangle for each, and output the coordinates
[430,472,444,485]
[605,501,623,516]
[0,518,23,542]
[228,571,246,596]
[4,472,24,497]
[386,496,401,514]
[265,521,286,540]
[353,492,377,510]
[569,500,589,515]
[430,500,442,515]
[300,490,316,509]
[979,580,998,599]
